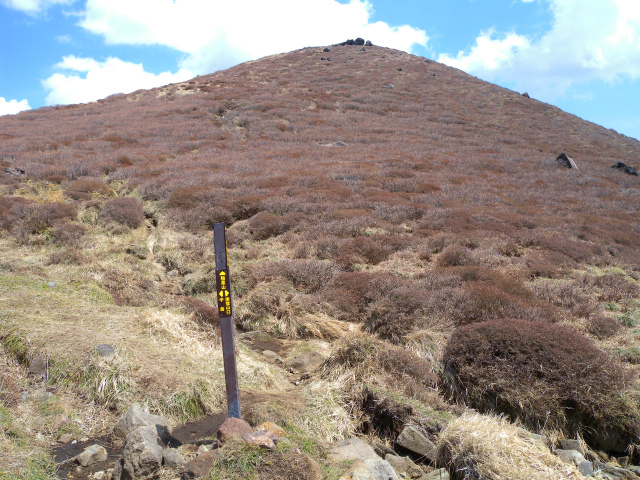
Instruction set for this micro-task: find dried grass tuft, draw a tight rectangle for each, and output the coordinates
[437,412,587,480]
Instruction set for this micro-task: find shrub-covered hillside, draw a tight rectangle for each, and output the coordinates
[1,43,639,479]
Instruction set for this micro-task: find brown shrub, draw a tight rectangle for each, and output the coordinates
[587,315,621,339]
[437,244,472,267]
[441,319,639,449]
[49,222,86,247]
[590,274,640,303]
[46,248,86,265]
[248,211,304,240]
[0,195,33,230]
[249,259,337,293]
[100,197,144,228]
[178,297,220,328]
[532,280,596,318]
[64,179,112,200]
[17,202,77,235]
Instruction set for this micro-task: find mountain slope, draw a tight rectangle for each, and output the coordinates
[1,44,639,479]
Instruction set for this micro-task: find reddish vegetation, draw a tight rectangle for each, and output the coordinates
[101,197,145,228]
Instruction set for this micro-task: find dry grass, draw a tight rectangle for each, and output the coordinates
[437,412,587,480]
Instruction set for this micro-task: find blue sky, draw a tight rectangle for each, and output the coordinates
[1,0,639,141]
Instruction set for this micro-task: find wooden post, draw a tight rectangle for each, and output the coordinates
[213,222,241,419]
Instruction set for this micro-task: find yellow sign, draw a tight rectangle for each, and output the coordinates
[216,269,232,317]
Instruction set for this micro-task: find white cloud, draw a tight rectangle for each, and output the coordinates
[55,34,71,43]
[0,0,75,15]
[0,97,31,115]
[437,0,640,100]
[78,0,429,74]
[42,55,193,105]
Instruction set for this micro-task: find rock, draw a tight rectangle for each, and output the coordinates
[262,350,282,362]
[593,461,640,480]
[360,47,366,51]
[76,444,108,467]
[618,456,630,468]
[302,454,323,480]
[216,417,252,444]
[397,68,403,71]
[385,454,423,478]
[373,442,396,458]
[94,344,115,357]
[558,439,583,454]
[423,468,450,479]
[162,448,185,468]
[554,449,586,466]
[255,421,286,438]
[328,437,378,462]
[323,48,331,52]
[31,388,53,403]
[113,403,171,439]
[355,38,365,45]
[610,162,638,176]
[29,355,48,376]
[47,282,56,288]
[396,426,437,462]
[58,433,73,443]
[183,450,221,479]
[93,471,105,480]
[522,92,531,98]
[383,84,394,89]
[339,458,399,480]
[288,351,326,374]
[3,167,26,177]
[119,425,163,479]
[556,152,578,169]
[52,414,71,430]
[365,40,373,46]
[242,431,275,450]
[578,460,594,476]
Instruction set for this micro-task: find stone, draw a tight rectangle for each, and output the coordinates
[618,456,630,468]
[162,448,185,468]
[58,433,73,443]
[183,450,221,479]
[558,439,583,454]
[93,471,105,480]
[113,403,171,439]
[611,162,638,176]
[95,344,115,357]
[338,458,399,480]
[302,454,323,480]
[52,414,71,430]
[328,437,378,463]
[383,84,394,89]
[522,92,531,98]
[29,355,48,376]
[216,417,252,444]
[385,454,423,478]
[262,350,282,362]
[423,468,450,480]
[118,425,163,479]
[373,442,396,459]
[556,152,578,169]
[287,351,326,374]
[242,431,275,450]
[365,40,373,46]
[578,460,594,476]
[593,462,640,480]
[255,421,286,438]
[360,47,366,51]
[554,449,586,466]
[77,444,108,467]
[396,426,437,462]
[3,167,26,177]
[355,38,365,45]
[323,48,331,52]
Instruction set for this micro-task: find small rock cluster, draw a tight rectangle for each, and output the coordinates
[328,427,449,480]
[551,438,640,480]
[335,38,373,47]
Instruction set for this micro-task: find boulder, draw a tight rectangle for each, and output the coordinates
[117,425,163,479]
[355,38,365,45]
[255,421,286,438]
[328,437,378,462]
[339,458,399,480]
[183,450,221,479]
[242,431,276,450]
[554,448,586,466]
[76,444,108,467]
[365,40,373,46]
[373,442,396,458]
[113,403,171,439]
[611,162,638,176]
[29,355,48,377]
[558,439,583,455]
[396,426,437,462]
[522,92,531,98]
[162,448,185,469]
[385,454,424,478]
[216,417,252,444]
[288,351,326,374]
[556,153,578,169]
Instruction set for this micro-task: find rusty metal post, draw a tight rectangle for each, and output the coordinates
[213,222,241,419]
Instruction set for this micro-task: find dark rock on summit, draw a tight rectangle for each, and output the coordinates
[556,152,578,169]
[323,48,331,52]
[522,92,531,98]
[355,37,365,45]
[611,162,638,176]
[365,40,373,46]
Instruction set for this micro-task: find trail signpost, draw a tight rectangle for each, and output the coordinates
[213,222,241,419]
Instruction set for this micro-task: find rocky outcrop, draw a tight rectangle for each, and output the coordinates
[556,152,578,169]
[610,162,638,176]
[396,426,437,462]
[113,403,171,439]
